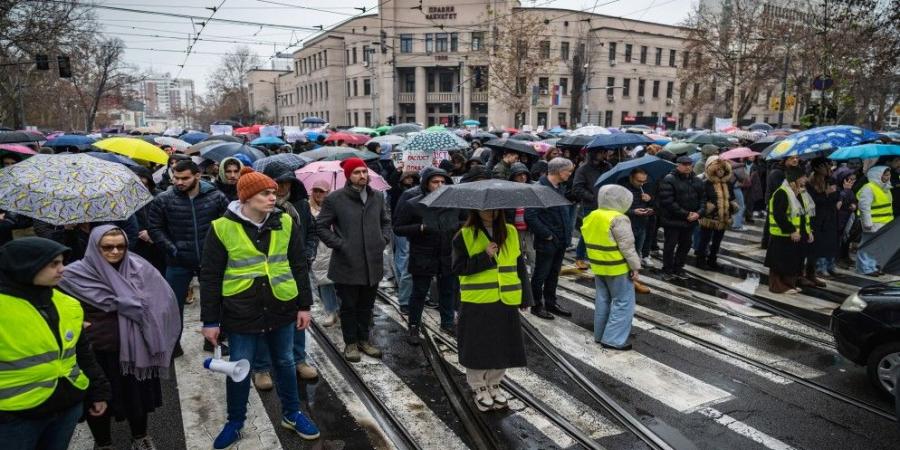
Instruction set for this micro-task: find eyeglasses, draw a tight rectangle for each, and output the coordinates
[100,244,126,253]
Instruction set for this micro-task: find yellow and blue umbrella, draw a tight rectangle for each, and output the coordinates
[764,125,880,160]
[828,144,900,160]
[93,137,169,165]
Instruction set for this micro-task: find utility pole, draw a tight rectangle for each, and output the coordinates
[730,50,741,127]
[777,41,791,128]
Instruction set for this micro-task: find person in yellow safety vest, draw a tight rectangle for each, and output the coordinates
[855,165,893,276]
[0,237,110,450]
[581,184,643,351]
[764,167,814,294]
[199,167,319,449]
[451,209,533,412]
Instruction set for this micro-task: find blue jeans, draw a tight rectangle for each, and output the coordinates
[593,275,635,347]
[732,188,745,229]
[575,206,593,260]
[631,220,648,260]
[253,326,307,371]
[393,234,412,306]
[319,284,339,314]
[856,232,880,274]
[0,401,82,450]
[165,265,197,317]
[228,323,300,422]
[816,257,836,274]
[409,274,456,329]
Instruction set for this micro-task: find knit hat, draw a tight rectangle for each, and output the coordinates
[341,157,368,180]
[311,179,331,192]
[676,155,693,164]
[237,166,277,202]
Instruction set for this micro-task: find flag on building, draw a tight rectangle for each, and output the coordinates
[551,84,561,106]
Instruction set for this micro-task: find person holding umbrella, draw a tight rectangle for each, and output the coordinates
[572,150,613,270]
[765,167,814,294]
[856,165,893,276]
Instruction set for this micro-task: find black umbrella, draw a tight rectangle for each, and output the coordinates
[202,134,242,143]
[0,131,41,144]
[419,179,570,210]
[751,135,785,153]
[585,133,653,149]
[858,220,900,275]
[556,134,594,148]
[484,138,539,157]
[687,133,739,148]
[252,153,309,174]
[471,131,497,142]
[749,123,774,132]
[509,133,539,141]
[389,123,423,135]
[300,147,378,161]
[199,142,267,162]
[212,120,243,127]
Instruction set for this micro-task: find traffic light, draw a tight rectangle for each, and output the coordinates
[35,55,49,71]
[57,56,71,78]
[387,115,396,125]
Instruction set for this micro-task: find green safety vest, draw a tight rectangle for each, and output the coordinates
[459,225,522,306]
[768,185,812,237]
[581,209,630,276]
[0,290,89,411]
[212,214,299,301]
[857,181,894,224]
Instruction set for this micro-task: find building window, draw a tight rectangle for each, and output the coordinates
[346,81,351,97]
[559,77,568,95]
[365,112,372,127]
[682,51,690,68]
[608,42,616,61]
[624,44,632,62]
[621,111,629,124]
[638,79,646,97]
[354,111,359,125]
[435,33,448,52]
[324,50,327,66]
[637,111,644,117]
[666,81,674,98]
[345,50,349,65]
[640,46,647,64]
[400,34,413,53]
[622,78,631,97]
[352,47,357,64]
[652,80,660,98]
[539,40,550,59]
[655,48,662,65]
[325,81,328,99]
[669,49,676,67]
[558,112,566,127]
[605,110,613,127]
[471,32,484,51]
[516,77,526,95]
[693,83,700,98]
[450,33,458,52]
[538,77,549,93]
[404,74,415,92]
[353,79,358,96]
[606,77,615,96]
[560,41,569,60]
[364,78,371,96]
[439,71,453,92]
[425,34,434,53]
[362,45,371,63]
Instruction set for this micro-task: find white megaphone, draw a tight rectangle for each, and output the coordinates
[203,345,250,382]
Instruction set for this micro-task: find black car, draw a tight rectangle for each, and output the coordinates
[832,281,900,396]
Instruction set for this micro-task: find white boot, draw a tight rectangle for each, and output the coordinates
[488,384,508,410]
[474,386,494,412]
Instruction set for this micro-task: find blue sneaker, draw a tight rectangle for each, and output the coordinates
[213,421,243,449]
[281,411,320,440]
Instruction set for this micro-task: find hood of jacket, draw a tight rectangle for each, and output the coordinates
[596,184,633,213]
[508,162,530,180]
[217,156,244,183]
[420,166,452,193]
[705,156,733,183]
[867,165,891,190]
[700,144,720,157]
[261,162,309,201]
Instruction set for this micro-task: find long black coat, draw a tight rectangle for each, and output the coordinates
[808,185,840,258]
[393,192,464,277]
[525,176,573,253]
[657,171,706,228]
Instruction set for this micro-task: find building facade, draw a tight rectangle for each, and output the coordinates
[250,0,773,130]
[139,74,196,127]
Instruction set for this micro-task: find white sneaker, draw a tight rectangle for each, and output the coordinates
[488,384,508,410]
[642,256,654,267]
[731,226,747,232]
[321,313,339,327]
[474,386,494,412]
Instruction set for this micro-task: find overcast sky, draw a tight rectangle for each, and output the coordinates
[93,0,696,95]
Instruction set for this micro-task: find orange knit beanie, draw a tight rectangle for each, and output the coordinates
[236,166,277,202]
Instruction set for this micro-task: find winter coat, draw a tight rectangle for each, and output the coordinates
[491,160,512,180]
[387,171,420,215]
[571,161,609,210]
[309,200,333,286]
[316,185,392,286]
[260,162,317,260]
[594,185,641,271]
[147,181,228,268]
[525,176,573,253]
[657,169,706,228]
[199,206,313,333]
[693,144,720,176]
[700,158,738,231]
[858,165,893,233]
[619,179,655,228]
[808,181,840,258]
[393,168,464,276]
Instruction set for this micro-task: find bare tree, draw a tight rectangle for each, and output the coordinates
[203,46,261,124]
[65,38,141,131]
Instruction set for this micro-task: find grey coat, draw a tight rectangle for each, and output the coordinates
[315,185,392,286]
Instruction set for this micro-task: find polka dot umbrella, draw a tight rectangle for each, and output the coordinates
[400,130,468,152]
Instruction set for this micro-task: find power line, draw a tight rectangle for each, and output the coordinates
[174,0,227,78]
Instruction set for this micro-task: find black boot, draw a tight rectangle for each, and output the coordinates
[706,256,721,271]
[407,325,422,346]
[695,254,709,270]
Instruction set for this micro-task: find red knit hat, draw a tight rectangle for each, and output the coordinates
[236,166,277,202]
[341,157,368,180]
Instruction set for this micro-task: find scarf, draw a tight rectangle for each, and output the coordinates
[780,180,816,219]
[58,225,181,380]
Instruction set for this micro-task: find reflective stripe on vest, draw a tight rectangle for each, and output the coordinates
[857,182,894,224]
[459,224,522,306]
[768,185,811,237]
[581,209,630,276]
[212,214,299,301]
[0,290,89,411]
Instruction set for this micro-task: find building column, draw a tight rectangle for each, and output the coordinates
[461,65,472,119]
[415,66,427,125]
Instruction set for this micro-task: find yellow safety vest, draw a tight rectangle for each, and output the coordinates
[768,185,812,237]
[857,182,893,224]
[581,209,630,276]
[0,290,89,411]
[212,214,299,301]
[459,225,522,306]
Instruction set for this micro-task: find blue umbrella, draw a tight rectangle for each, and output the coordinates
[181,132,209,144]
[828,144,900,160]
[594,155,676,187]
[45,134,96,150]
[304,131,324,142]
[548,126,566,134]
[199,142,267,163]
[654,139,671,146]
[250,136,286,146]
[586,133,653,150]
[765,125,880,160]
[85,151,140,167]
[462,119,480,126]
[301,116,326,125]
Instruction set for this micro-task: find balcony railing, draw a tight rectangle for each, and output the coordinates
[397,92,415,103]
[426,92,458,103]
[471,92,488,103]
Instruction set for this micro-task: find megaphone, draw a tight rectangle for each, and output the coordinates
[203,345,250,382]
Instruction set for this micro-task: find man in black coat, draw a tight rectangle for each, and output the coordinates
[393,167,463,344]
[657,156,706,281]
[571,149,612,269]
[316,158,392,362]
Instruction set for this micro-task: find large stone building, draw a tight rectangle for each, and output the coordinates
[139,74,196,127]
[249,0,774,130]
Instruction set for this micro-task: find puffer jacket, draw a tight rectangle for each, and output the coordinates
[700,157,738,230]
[393,167,464,276]
[525,176,573,253]
[657,169,706,228]
[147,181,228,268]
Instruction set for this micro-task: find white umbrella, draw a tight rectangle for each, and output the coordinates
[572,125,612,136]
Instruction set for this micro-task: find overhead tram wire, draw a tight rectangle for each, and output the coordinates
[174,0,227,80]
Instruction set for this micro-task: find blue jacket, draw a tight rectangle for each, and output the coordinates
[148,181,228,268]
[525,176,573,252]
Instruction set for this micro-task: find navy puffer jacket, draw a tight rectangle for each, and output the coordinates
[148,181,228,268]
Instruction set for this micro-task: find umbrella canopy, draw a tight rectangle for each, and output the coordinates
[234,125,263,135]
[425,125,447,132]
[663,142,700,155]
[349,127,377,135]
[252,153,309,173]
[44,134,96,150]
[419,179,569,210]
[180,132,209,144]
[667,130,694,140]
[0,154,152,225]
[20,130,46,141]
[212,120,243,127]
[765,125,880,160]
[749,134,785,152]
[462,119,480,127]
[389,123,423,135]
[858,220,900,274]
[301,116,327,125]
[0,131,42,144]
[0,143,36,156]
[540,138,560,147]
[586,133,653,150]
[85,151,140,167]
[402,131,468,152]
[368,134,406,146]
[728,129,765,142]
[556,134,594,148]
[595,155,676,187]
[719,147,760,161]
[250,136,287,146]
[484,138,539,157]
[828,144,900,160]
[202,134,242,143]
[509,133,539,141]
[687,133,739,148]
[572,125,612,136]
[374,125,391,135]
[199,142,266,163]
[93,137,168,164]
[299,147,378,162]
[548,126,566,134]
[471,131,498,142]
[748,123,774,132]
[294,160,389,193]
[532,142,553,155]
[154,136,191,152]
[324,132,370,146]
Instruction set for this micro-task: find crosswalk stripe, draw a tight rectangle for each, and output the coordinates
[698,408,798,450]
[714,252,859,296]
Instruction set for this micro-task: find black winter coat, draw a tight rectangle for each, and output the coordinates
[393,192,464,276]
[657,171,706,228]
[316,185,392,286]
[571,162,609,210]
[147,182,228,268]
[525,176,573,252]
[199,209,312,333]
[808,184,840,258]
